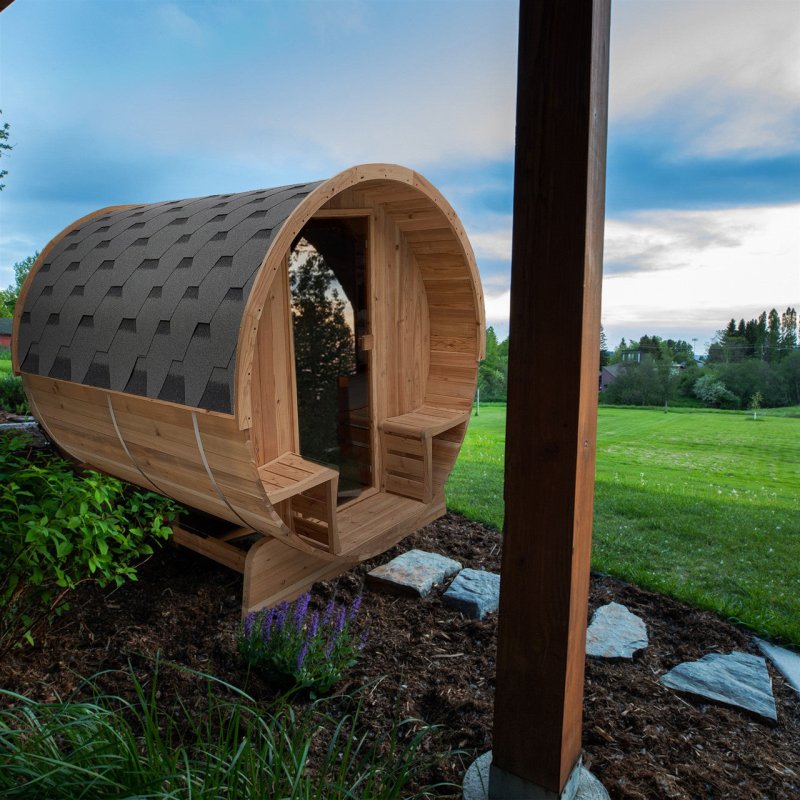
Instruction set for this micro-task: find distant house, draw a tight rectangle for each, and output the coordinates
[0,319,12,349]
[599,362,625,391]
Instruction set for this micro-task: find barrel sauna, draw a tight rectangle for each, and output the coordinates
[13,164,485,614]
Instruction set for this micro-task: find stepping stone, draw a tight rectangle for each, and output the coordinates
[660,652,777,721]
[585,602,648,660]
[756,637,800,695]
[367,549,461,597]
[443,568,500,619]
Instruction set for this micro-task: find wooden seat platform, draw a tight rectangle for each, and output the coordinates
[380,405,470,503]
[258,453,340,553]
[258,453,338,503]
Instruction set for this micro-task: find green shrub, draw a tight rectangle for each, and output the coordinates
[0,433,179,655]
[0,374,28,414]
[238,593,366,696]
[0,663,447,799]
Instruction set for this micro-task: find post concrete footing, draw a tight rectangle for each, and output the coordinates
[463,752,609,800]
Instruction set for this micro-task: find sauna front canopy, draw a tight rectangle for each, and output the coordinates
[13,164,485,613]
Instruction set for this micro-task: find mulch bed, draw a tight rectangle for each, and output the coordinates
[1,505,798,798]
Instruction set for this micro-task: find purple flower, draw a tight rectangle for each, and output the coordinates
[244,612,255,638]
[294,592,310,630]
[325,636,336,658]
[358,628,369,650]
[296,642,308,671]
[334,605,346,635]
[348,595,362,621]
[322,599,335,626]
[261,608,275,642]
[308,610,319,640]
[276,601,289,632]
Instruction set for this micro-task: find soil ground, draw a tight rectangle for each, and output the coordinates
[1,506,798,798]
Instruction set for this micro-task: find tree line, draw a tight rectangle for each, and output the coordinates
[602,308,799,409]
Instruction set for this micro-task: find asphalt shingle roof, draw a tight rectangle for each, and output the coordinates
[18,181,321,413]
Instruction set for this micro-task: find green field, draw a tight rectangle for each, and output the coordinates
[446,404,800,645]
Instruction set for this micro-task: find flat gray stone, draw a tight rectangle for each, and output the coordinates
[367,549,462,597]
[661,652,777,721]
[443,568,500,619]
[756,637,800,695]
[585,602,648,660]
[464,751,609,799]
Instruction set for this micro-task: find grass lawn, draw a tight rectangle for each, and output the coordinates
[0,357,12,376]
[446,404,800,645]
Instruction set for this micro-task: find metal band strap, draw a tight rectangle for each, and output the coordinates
[106,394,166,495]
[191,411,254,530]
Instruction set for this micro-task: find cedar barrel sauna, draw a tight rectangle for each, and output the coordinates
[13,164,485,614]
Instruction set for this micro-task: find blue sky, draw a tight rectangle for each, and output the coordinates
[1,0,798,352]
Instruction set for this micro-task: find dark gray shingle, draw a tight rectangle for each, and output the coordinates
[18,181,321,413]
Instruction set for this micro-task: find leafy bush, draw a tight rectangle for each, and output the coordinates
[693,374,739,408]
[238,593,366,695]
[0,433,179,655]
[0,663,446,799]
[0,374,28,414]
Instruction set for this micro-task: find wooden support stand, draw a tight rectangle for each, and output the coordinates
[242,537,356,616]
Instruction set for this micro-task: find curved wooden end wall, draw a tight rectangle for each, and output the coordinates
[243,165,485,504]
[235,164,485,429]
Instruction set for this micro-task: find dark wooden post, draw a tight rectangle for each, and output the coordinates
[491,0,610,796]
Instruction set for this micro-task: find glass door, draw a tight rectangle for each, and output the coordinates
[289,215,372,504]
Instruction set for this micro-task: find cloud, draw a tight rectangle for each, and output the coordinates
[155,3,207,45]
[604,211,743,275]
[610,0,800,157]
[485,290,511,323]
[470,229,512,261]
[602,204,800,338]
[465,205,799,344]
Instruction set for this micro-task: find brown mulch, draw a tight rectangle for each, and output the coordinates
[1,511,798,799]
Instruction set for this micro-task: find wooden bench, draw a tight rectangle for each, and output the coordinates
[380,405,470,503]
[258,453,340,553]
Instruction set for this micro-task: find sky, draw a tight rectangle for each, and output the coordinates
[0,0,798,354]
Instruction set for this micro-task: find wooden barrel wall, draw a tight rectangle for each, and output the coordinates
[14,164,484,572]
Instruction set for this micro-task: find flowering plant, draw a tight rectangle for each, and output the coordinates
[237,592,366,695]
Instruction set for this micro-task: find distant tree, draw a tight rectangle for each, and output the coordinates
[780,307,798,356]
[715,359,787,408]
[777,351,800,406]
[0,110,10,191]
[478,326,508,401]
[767,308,781,362]
[0,253,38,317]
[748,391,763,421]
[603,356,676,407]
[289,251,355,462]
[664,338,695,364]
[756,311,768,359]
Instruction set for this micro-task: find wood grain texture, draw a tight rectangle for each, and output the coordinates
[491,1,611,794]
